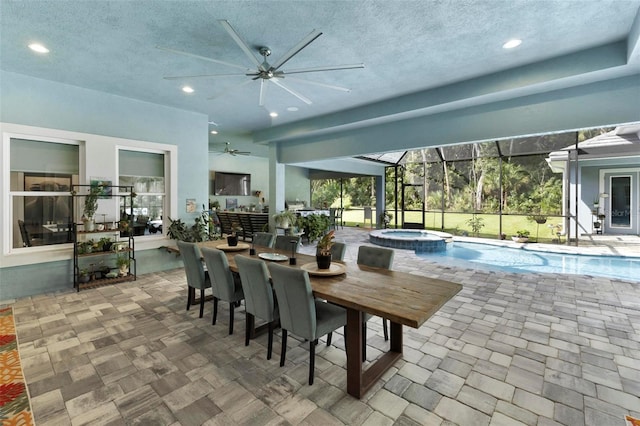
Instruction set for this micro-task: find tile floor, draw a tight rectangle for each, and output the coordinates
[5,227,640,425]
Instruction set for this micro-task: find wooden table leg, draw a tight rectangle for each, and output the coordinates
[346,308,363,397]
[346,308,403,399]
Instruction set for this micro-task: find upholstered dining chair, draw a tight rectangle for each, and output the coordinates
[274,235,301,252]
[330,242,347,261]
[201,247,245,335]
[177,241,212,318]
[268,263,347,385]
[235,255,279,359]
[252,232,275,248]
[357,245,394,360]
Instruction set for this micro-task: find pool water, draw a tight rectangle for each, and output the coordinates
[417,242,640,282]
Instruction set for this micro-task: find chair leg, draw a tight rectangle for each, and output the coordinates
[280,330,288,367]
[383,318,388,341]
[212,297,219,325]
[228,302,235,335]
[199,289,205,318]
[267,322,274,360]
[362,322,367,362]
[245,313,253,346]
[309,339,318,385]
[186,287,192,311]
[326,331,333,347]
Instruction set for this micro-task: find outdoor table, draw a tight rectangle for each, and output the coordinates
[178,239,462,399]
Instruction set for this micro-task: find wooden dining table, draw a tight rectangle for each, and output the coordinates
[181,239,462,399]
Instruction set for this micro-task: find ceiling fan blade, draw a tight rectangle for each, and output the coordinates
[284,76,351,92]
[206,79,253,100]
[270,78,312,105]
[282,63,365,74]
[270,29,323,71]
[259,79,268,107]
[163,73,248,80]
[157,46,249,71]
[218,20,265,71]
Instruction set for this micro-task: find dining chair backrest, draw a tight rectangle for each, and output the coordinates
[18,220,32,247]
[330,242,347,261]
[177,241,209,289]
[235,255,275,322]
[274,235,301,252]
[357,245,394,269]
[268,263,316,340]
[252,232,275,248]
[201,247,236,300]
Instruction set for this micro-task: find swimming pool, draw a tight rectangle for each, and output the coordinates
[417,241,640,282]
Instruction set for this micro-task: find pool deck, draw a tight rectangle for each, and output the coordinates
[6,226,640,425]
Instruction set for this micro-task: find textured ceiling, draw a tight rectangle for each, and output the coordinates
[2,0,640,147]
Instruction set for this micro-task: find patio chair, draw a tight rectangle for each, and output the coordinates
[252,232,275,248]
[357,245,394,360]
[235,255,279,359]
[201,247,245,334]
[268,262,346,385]
[177,241,212,318]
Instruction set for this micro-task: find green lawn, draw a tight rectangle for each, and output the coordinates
[340,209,564,243]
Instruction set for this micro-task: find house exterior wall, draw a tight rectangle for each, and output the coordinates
[0,71,208,300]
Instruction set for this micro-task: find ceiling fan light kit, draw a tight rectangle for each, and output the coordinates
[162,19,364,107]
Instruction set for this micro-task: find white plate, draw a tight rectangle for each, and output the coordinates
[258,253,289,261]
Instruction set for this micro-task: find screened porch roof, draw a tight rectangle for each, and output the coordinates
[357,131,579,166]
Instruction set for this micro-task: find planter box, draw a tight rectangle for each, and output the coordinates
[512,236,529,243]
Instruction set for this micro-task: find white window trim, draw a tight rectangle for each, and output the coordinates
[1,122,177,267]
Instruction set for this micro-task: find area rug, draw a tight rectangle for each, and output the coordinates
[0,307,34,425]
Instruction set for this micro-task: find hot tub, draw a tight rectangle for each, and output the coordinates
[369,229,451,253]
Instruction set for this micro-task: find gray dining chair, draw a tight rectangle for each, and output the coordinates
[201,247,245,335]
[235,255,279,359]
[357,245,394,360]
[330,242,347,261]
[252,232,275,248]
[274,235,301,252]
[177,241,212,318]
[268,262,346,385]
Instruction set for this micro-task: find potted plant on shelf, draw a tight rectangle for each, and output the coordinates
[97,236,113,252]
[82,185,102,232]
[116,255,130,276]
[512,230,530,243]
[78,268,90,283]
[316,230,335,269]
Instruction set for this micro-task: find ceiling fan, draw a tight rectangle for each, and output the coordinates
[211,142,251,156]
[160,20,364,106]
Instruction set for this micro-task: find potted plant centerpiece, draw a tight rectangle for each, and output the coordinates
[82,185,102,232]
[316,230,335,269]
[226,225,241,246]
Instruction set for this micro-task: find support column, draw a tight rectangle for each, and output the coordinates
[268,144,285,230]
[375,174,385,229]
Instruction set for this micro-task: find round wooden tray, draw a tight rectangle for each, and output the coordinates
[217,242,250,251]
[301,262,347,276]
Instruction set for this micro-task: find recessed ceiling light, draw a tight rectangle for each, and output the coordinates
[286,106,299,112]
[182,86,194,93]
[269,112,278,118]
[28,43,49,53]
[502,39,522,49]
[210,130,218,135]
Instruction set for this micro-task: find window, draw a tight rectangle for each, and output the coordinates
[119,149,165,237]
[9,138,79,248]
